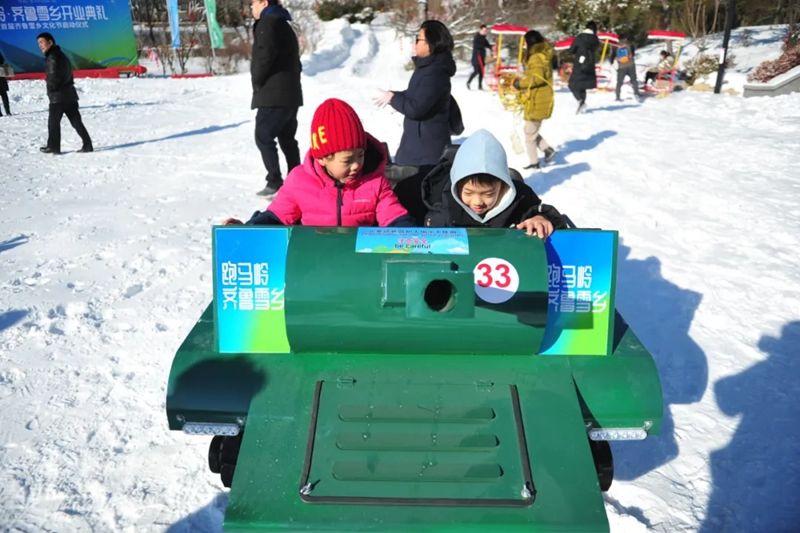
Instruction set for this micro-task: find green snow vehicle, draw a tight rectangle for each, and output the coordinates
[166,225,662,532]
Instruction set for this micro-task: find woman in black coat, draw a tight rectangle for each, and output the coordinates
[375,20,456,168]
[568,20,600,114]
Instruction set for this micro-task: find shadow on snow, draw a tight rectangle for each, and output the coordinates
[584,104,640,114]
[0,309,30,333]
[167,492,227,533]
[701,321,800,532]
[611,242,708,483]
[82,101,167,111]
[524,130,616,196]
[99,121,248,151]
[525,162,591,196]
[0,234,29,254]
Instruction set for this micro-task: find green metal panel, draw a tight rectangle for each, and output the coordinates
[300,381,533,505]
[284,227,549,355]
[165,304,267,430]
[224,354,608,532]
[165,312,662,436]
[570,314,664,434]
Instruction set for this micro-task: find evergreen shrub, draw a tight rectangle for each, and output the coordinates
[315,0,387,24]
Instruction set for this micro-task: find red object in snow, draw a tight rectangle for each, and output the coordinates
[490,24,528,35]
[554,32,618,50]
[647,30,687,41]
[554,37,574,51]
[10,66,147,80]
[597,32,619,44]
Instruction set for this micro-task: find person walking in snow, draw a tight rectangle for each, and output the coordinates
[0,52,12,117]
[374,19,455,169]
[467,24,492,90]
[567,20,600,114]
[36,33,93,154]
[250,0,303,197]
[514,30,557,170]
[613,37,641,101]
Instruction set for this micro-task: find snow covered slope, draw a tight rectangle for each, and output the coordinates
[1,19,798,532]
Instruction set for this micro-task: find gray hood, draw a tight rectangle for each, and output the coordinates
[450,129,516,223]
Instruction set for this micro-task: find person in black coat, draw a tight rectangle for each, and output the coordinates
[0,52,11,116]
[467,24,492,90]
[375,20,456,169]
[250,0,303,196]
[567,20,600,114]
[36,33,93,154]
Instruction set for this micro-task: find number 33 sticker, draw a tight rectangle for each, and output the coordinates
[473,257,519,303]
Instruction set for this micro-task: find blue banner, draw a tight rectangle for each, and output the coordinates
[167,0,180,49]
[0,0,138,73]
[213,227,290,354]
[539,230,618,356]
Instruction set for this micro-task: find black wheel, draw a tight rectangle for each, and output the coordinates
[220,433,243,465]
[589,439,614,492]
[220,463,236,488]
[207,432,244,487]
[208,435,224,474]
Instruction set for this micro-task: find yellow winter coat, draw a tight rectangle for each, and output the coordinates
[517,42,554,121]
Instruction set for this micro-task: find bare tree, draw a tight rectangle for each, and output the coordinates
[391,0,555,61]
[677,0,722,38]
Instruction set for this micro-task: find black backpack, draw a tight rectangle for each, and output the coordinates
[421,145,461,226]
[448,96,464,135]
[384,143,459,226]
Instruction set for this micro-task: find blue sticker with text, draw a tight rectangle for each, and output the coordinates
[355,227,469,255]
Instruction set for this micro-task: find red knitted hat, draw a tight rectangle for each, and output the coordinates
[310,98,366,159]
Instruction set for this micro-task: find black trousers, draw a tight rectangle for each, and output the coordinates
[570,86,587,103]
[255,106,300,187]
[616,65,641,98]
[467,57,485,88]
[0,90,9,115]
[48,102,92,151]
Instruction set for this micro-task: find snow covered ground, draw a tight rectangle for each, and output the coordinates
[1,19,799,532]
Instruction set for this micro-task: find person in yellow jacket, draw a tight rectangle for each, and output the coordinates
[514,30,557,170]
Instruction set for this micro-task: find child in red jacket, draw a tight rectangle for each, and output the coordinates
[227,98,414,227]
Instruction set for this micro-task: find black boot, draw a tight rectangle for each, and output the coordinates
[256,183,281,196]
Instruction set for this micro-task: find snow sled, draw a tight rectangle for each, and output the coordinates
[595,32,620,91]
[642,30,687,96]
[486,24,529,111]
[165,159,663,532]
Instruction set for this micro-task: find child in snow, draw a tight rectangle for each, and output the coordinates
[422,129,565,239]
[226,98,414,227]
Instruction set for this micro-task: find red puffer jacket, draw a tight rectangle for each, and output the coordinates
[267,133,409,227]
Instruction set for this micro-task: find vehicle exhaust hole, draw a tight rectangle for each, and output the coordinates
[424,279,456,312]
